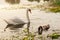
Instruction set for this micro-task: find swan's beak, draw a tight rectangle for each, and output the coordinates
[28,9,31,13]
[29,10,31,13]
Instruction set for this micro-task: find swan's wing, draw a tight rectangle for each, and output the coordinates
[3,18,26,25]
[3,19,18,25]
[10,18,26,24]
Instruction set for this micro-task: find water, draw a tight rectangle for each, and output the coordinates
[0,8,60,40]
[0,0,60,40]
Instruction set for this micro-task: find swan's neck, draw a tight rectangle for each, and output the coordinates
[26,10,30,23]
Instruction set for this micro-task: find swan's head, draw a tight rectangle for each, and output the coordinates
[27,9,31,13]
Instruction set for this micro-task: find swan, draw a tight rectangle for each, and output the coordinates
[4,9,31,31]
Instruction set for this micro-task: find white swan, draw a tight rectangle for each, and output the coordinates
[4,9,31,31]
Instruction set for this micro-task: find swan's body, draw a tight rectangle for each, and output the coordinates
[4,18,26,31]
